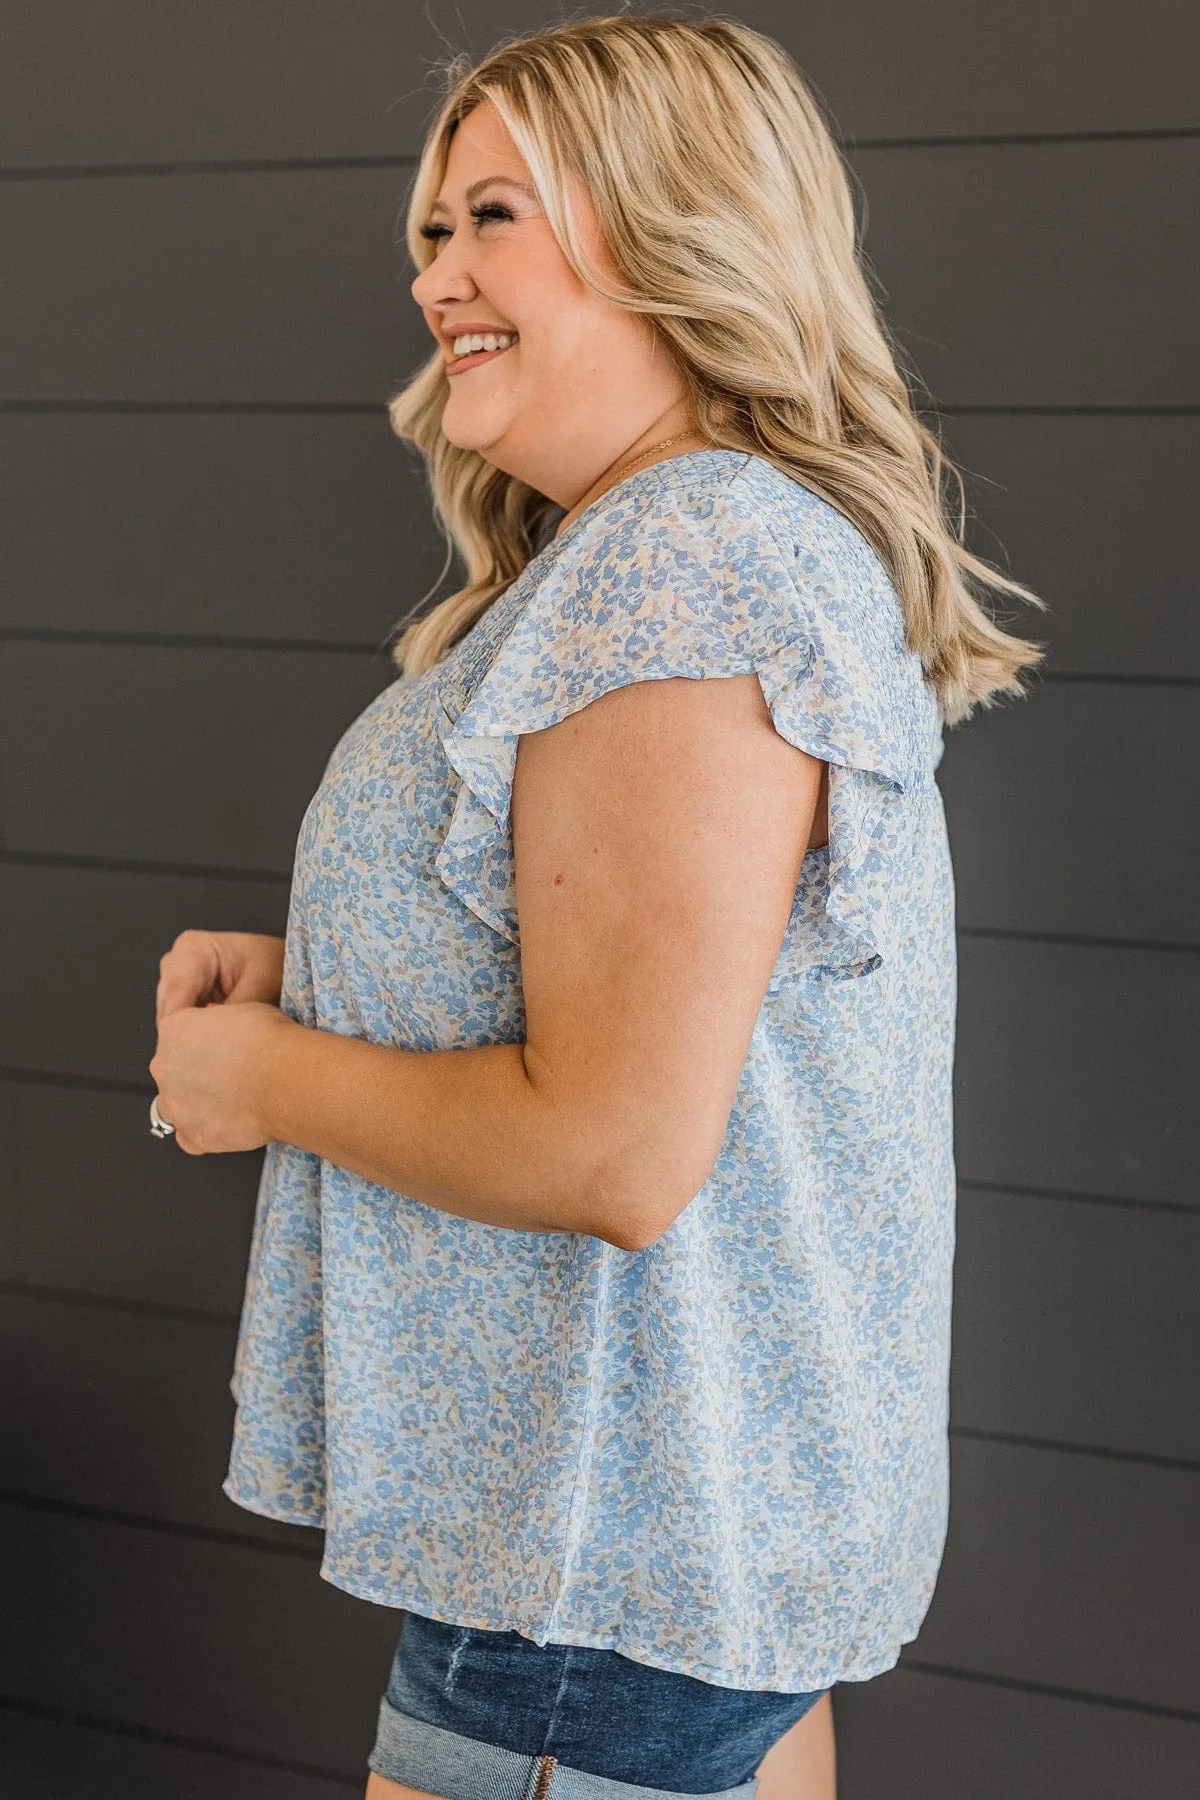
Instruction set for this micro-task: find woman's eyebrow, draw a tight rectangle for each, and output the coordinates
[427,177,538,216]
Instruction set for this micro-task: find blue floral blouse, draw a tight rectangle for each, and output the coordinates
[224,448,957,1693]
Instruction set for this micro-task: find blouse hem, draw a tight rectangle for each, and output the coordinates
[221,1475,326,1531]
[314,1552,925,1695]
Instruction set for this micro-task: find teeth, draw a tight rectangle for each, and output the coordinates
[452,331,517,356]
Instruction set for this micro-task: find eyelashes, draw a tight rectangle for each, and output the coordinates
[418,202,514,244]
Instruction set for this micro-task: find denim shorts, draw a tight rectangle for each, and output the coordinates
[367,1612,828,1800]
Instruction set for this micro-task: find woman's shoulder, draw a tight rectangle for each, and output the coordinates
[729,455,907,614]
[548,448,917,688]
[551,448,903,618]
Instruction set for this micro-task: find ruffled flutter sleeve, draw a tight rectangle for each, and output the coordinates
[434,471,924,976]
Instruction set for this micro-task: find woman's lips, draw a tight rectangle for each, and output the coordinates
[446,341,517,376]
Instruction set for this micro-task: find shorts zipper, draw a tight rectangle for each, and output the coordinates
[528,1753,558,1800]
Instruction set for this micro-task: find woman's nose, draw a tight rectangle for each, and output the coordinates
[412,249,477,311]
[412,277,478,327]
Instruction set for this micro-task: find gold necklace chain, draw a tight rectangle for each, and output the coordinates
[575,429,708,516]
[608,428,702,483]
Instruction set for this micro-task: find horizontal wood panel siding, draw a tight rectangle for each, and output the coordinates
[6,142,1197,409]
[834,1668,1200,1800]
[0,412,453,643]
[938,683,1198,944]
[0,1084,260,1314]
[1,643,394,873]
[954,938,1196,1205]
[0,866,289,1082]
[944,413,1200,680]
[950,1189,1200,1460]
[4,2,1198,165]
[0,1501,399,1771]
[0,1293,266,1539]
[1,167,429,403]
[0,1709,359,1800]
[8,412,1197,677]
[911,1437,1200,1713]
[848,137,1200,408]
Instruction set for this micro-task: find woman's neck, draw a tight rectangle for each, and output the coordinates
[553,430,715,538]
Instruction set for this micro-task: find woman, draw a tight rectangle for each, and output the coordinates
[150,15,1044,1800]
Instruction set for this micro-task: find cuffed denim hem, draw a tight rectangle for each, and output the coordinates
[368,1699,761,1800]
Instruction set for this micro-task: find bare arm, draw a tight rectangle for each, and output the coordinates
[259,1028,592,1235]
[245,670,821,1251]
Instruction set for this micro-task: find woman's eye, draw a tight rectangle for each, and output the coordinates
[418,203,513,244]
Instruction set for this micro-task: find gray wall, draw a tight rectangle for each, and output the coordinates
[2,5,1197,1794]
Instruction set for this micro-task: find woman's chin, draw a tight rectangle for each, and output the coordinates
[439,409,514,458]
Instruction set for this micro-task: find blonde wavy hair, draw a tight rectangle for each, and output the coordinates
[385,11,1045,726]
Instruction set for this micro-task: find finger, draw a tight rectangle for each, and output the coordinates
[223,962,277,1006]
[156,938,219,1021]
[156,973,199,1021]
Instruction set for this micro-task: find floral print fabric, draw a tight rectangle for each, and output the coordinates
[224,449,957,1693]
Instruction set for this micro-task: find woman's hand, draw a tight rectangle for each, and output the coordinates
[151,929,292,1153]
[149,998,300,1155]
[156,929,286,1022]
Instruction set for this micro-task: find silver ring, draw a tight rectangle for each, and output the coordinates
[149,1095,176,1138]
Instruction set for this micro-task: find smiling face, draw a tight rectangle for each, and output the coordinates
[410,99,696,512]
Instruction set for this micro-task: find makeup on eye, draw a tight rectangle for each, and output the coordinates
[419,201,515,244]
